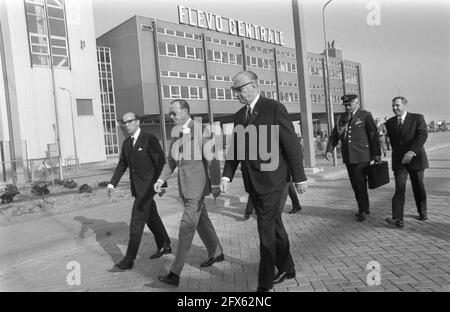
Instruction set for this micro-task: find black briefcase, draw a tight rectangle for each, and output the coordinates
[368,161,390,189]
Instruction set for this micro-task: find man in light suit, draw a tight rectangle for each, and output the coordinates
[155,100,223,287]
[326,94,381,222]
[220,70,307,292]
[107,112,171,270]
[384,96,429,228]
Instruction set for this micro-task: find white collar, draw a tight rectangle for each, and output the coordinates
[248,93,260,112]
[352,107,359,115]
[182,117,192,129]
[131,127,141,141]
[398,111,407,120]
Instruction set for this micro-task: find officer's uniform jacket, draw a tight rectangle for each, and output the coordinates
[326,108,381,164]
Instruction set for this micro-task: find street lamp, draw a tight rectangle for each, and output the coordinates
[322,0,337,166]
[60,87,80,172]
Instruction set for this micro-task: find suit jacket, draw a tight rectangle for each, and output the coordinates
[223,96,307,195]
[158,120,220,199]
[110,130,165,199]
[385,112,429,171]
[326,108,381,164]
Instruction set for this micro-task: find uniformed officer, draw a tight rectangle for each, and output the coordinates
[325,94,381,222]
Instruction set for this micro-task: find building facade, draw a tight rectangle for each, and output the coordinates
[0,0,106,182]
[96,13,363,155]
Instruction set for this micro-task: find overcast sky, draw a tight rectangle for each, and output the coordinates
[93,0,450,122]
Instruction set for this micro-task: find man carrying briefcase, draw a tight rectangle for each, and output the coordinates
[326,94,381,222]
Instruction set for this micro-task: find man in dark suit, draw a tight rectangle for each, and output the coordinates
[220,70,307,292]
[326,94,381,222]
[155,100,223,287]
[384,96,429,228]
[107,112,171,270]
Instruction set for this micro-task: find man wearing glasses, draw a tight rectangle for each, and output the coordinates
[220,70,307,292]
[325,94,381,222]
[155,100,223,287]
[108,112,171,270]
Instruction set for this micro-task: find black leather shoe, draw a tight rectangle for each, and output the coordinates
[357,213,366,222]
[355,210,370,217]
[158,272,180,287]
[200,253,224,267]
[385,217,404,228]
[256,286,270,292]
[114,258,134,270]
[289,205,302,214]
[416,214,428,221]
[150,247,171,259]
[273,271,296,284]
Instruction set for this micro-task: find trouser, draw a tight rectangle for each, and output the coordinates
[170,196,223,275]
[246,182,300,214]
[392,167,427,221]
[125,196,171,260]
[345,162,370,214]
[248,181,295,290]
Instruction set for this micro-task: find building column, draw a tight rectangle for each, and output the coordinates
[292,0,316,169]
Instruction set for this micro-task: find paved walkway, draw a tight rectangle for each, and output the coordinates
[0,132,449,292]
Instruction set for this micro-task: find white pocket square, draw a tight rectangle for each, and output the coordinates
[138,147,143,151]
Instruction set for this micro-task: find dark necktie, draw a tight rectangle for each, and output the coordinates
[245,105,252,124]
[131,136,135,147]
[398,117,403,132]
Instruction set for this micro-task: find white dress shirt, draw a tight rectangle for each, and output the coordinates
[131,127,141,146]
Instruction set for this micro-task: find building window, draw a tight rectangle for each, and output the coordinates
[171,86,181,98]
[163,85,170,98]
[195,47,203,60]
[217,88,225,100]
[229,53,236,64]
[167,43,176,56]
[180,86,189,98]
[177,44,186,58]
[76,99,93,116]
[186,46,195,59]
[163,85,205,99]
[158,42,166,55]
[97,46,119,155]
[189,87,199,99]
[25,0,70,68]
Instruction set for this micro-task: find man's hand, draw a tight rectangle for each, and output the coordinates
[325,152,333,161]
[295,182,307,194]
[401,151,415,164]
[154,180,164,194]
[220,179,229,194]
[211,186,221,198]
[373,155,381,164]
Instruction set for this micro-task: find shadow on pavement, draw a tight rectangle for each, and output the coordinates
[73,215,256,291]
[73,216,131,265]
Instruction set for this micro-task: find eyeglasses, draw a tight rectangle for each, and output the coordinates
[121,118,136,125]
[231,82,253,93]
[169,112,177,118]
